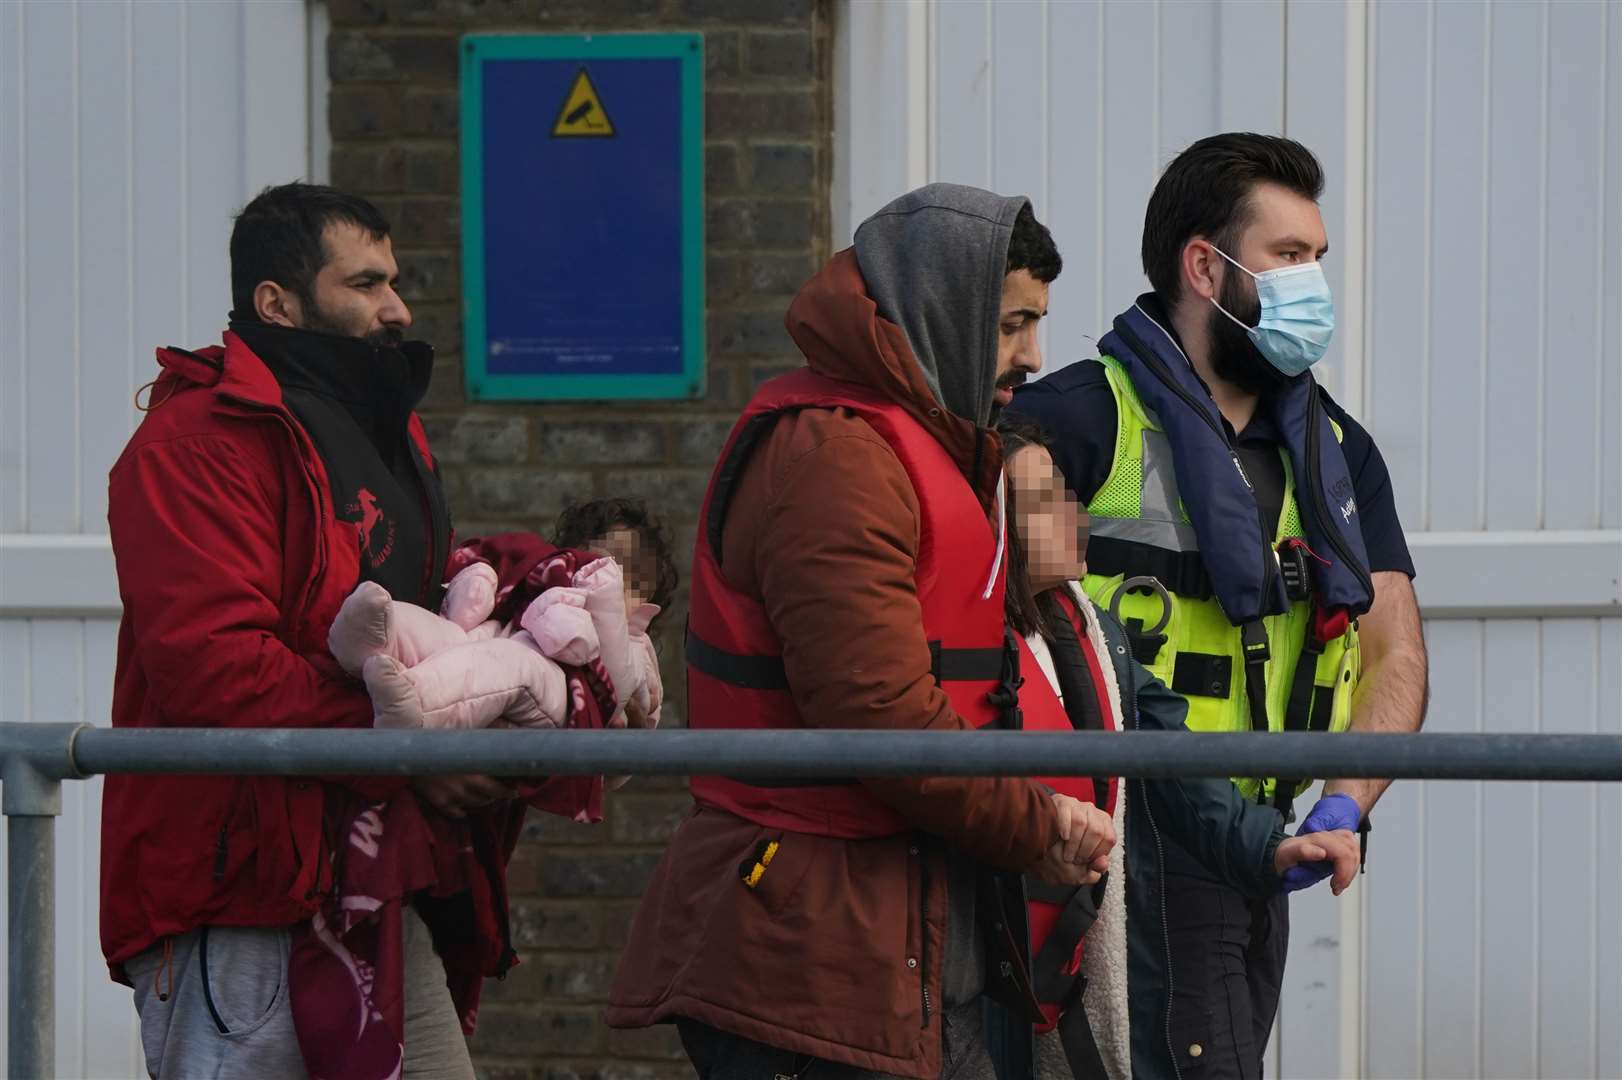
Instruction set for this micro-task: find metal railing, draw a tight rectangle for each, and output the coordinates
[3,722,1621,1079]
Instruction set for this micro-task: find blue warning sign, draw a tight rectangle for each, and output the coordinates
[460,34,704,400]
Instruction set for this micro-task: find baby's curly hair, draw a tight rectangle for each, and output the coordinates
[552,497,680,618]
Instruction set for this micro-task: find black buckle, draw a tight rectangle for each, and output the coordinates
[1241,620,1271,666]
[983,631,1025,729]
[1279,542,1312,602]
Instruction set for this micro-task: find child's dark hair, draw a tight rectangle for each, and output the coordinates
[996,411,1062,643]
[552,497,679,617]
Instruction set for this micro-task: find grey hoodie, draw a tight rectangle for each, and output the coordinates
[854,183,1030,428]
[856,184,1034,1012]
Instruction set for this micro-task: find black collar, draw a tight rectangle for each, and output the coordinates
[230,320,434,435]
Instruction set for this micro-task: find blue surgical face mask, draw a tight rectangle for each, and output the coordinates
[1209,245,1335,376]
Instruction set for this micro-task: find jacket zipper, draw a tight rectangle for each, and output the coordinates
[1302,382,1374,600]
[1119,629,1183,1080]
[918,842,932,1028]
[1117,314,1280,610]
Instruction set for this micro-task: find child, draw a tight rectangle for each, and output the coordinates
[551,496,679,727]
[996,413,1358,1079]
[328,498,677,734]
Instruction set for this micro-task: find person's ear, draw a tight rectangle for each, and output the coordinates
[1182,238,1221,302]
[252,281,302,328]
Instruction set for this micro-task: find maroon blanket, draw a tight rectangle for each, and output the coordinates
[447,533,596,631]
[290,562,616,1079]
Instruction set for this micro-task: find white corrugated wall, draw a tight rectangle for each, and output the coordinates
[1359,3,1621,1076]
[834,1,1621,1076]
[0,1,311,1074]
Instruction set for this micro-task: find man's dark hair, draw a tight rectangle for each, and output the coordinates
[1006,202,1063,283]
[1141,133,1324,302]
[229,182,391,317]
[553,497,680,619]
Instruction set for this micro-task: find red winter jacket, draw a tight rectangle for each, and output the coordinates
[100,331,528,982]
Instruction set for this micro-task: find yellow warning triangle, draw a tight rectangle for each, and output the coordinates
[551,69,614,138]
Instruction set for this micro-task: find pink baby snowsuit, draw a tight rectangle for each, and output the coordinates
[328,547,664,734]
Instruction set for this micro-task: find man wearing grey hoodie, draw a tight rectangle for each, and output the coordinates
[607,186,1106,1078]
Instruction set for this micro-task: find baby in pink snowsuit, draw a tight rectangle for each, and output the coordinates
[328,499,675,735]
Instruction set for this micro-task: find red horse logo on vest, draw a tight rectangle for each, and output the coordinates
[355,488,383,555]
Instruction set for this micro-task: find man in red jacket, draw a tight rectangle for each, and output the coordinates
[102,183,524,1079]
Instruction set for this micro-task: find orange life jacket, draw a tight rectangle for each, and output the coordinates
[685,368,1008,839]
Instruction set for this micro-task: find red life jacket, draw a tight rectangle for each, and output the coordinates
[685,368,1008,839]
[1020,588,1120,1033]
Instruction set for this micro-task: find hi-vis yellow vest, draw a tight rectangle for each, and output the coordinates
[1080,354,1361,805]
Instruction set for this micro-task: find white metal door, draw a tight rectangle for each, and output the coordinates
[834,2,1622,1076]
[1353,2,1622,1077]
[0,2,310,1075]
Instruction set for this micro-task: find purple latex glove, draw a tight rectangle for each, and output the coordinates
[1280,793,1361,893]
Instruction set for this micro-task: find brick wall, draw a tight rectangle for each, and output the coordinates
[324,1,834,1076]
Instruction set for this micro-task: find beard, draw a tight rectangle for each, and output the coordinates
[988,368,1029,423]
[364,325,405,348]
[300,296,404,349]
[1208,270,1289,395]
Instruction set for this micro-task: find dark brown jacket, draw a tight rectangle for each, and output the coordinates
[606,250,1060,1077]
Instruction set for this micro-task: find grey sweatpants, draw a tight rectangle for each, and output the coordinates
[125,907,474,1080]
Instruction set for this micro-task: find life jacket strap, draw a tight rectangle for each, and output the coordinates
[1270,538,1343,811]
[1057,998,1111,1080]
[685,628,789,691]
[1088,534,1214,600]
[1026,875,1113,1080]
[687,628,1012,790]
[1025,875,1107,1004]
[929,641,1007,685]
[1043,592,1113,806]
[1240,620,1274,802]
[1273,617,1330,812]
[687,628,1006,691]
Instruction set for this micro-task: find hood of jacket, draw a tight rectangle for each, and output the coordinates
[784,183,1030,505]
[854,183,1029,429]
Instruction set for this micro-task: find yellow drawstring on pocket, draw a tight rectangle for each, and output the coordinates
[739,839,780,889]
